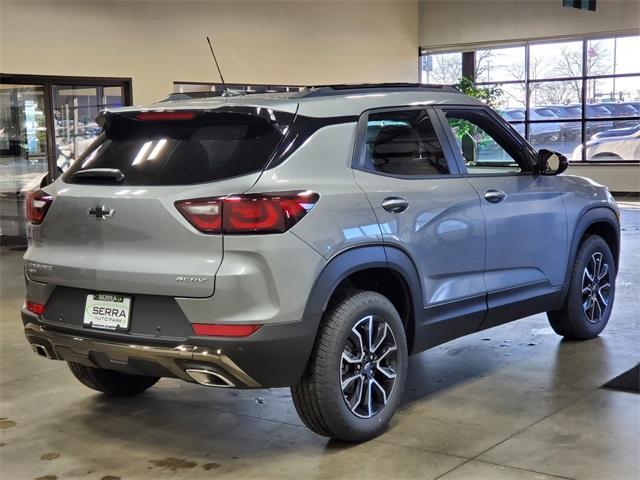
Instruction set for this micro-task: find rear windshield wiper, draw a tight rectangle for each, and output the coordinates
[72,168,125,182]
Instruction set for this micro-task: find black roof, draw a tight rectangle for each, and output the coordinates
[295,83,459,98]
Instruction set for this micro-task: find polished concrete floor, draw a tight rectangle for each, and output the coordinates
[1,202,639,480]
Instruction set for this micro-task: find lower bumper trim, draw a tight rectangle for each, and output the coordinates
[24,322,260,388]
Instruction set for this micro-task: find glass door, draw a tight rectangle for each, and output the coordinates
[52,85,125,174]
[0,83,49,242]
[0,74,131,246]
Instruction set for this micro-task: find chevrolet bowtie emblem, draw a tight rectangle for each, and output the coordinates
[88,206,115,219]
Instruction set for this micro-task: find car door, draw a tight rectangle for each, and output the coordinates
[352,107,487,350]
[434,106,568,328]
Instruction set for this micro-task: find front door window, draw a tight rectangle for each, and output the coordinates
[443,108,529,175]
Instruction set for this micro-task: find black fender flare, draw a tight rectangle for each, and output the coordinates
[559,207,620,305]
[302,244,424,352]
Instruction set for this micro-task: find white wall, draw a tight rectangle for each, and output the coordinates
[1,0,420,105]
[567,164,640,193]
[420,0,640,50]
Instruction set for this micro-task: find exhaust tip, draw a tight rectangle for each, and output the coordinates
[31,343,52,359]
[186,368,235,388]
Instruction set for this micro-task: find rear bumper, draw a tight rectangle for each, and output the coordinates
[22,310,321,388]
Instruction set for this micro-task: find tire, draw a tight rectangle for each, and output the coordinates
[67,362,159,396]
[292,290,408,442]
[548,235,616,340]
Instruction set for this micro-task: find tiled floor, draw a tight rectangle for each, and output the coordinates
[1,203,638,479]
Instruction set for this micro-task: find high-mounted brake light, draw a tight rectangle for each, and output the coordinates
[136,111,197,121]
[192,323,261,337]
[25,190,53,224]
[175,191,319,234]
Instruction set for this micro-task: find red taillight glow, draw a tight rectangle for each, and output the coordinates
[175,191,318,234]
[25,190,53,224]
[136,111,197,121]
[26,301,46,315]
[175,198,223,233]
[192,323,261,337]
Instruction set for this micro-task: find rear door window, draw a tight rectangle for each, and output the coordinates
[63,111,288,185]
[362,109,451,177]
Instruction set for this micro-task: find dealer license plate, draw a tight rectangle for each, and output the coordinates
[83,293,132,331]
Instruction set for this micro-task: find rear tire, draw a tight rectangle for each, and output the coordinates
[548,235,616,339]
[292,290,408,442]
[67,362,159,396]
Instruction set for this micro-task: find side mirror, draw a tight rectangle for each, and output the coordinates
[538,149,568,175]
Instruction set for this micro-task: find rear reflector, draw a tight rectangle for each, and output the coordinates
[192,324,261,337]
[25,190,53,224]
[136,111,197,121]
[26,301,46,315]
[176,191,318,234]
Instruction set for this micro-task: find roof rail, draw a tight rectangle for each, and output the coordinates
[294,83,459,98]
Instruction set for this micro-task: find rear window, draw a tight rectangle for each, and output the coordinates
[63,111,287,185]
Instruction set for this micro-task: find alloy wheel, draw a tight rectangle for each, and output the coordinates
[582,251,611,323]
[340,315,398,419]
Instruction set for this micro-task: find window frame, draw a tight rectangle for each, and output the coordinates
[419,33,640,164]
[433,105,537,177]
[352,106,461,179]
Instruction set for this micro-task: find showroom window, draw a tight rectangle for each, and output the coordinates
[0,74,131,245]
[420,34,640,162]
[420,52,464,84]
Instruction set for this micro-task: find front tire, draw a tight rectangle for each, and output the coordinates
[292,290,408,442]
[68,362,159,396]
[548,235,616,339]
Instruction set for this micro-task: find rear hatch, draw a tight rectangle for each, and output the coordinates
[25,108,292,298]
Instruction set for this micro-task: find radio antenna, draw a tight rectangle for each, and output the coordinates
[206,36,227,91]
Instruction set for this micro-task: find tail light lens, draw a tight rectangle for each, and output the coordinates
[175,191,318,234]
[26,190,53,224]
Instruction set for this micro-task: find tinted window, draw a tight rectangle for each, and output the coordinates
[364,110,449,176]
[63,111,286,185]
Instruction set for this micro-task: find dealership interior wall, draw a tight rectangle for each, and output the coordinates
[2,1,638,195]
[0,0,419,103]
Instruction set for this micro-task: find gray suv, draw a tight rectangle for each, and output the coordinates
[21,84,620,441]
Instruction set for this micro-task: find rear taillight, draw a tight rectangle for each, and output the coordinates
[25,190,53,224]
[175,191,318,234]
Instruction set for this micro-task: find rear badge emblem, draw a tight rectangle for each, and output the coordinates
[176,276,209,283]
[88,206,115,219]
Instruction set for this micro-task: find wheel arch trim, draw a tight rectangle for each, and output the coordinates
[302,244,423,352]
[560,206,620,304]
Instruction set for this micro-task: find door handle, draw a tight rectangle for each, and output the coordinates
[382,197,409,213]
[484,189,506,203]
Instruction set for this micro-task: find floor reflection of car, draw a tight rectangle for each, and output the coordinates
[573,126,640,161]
